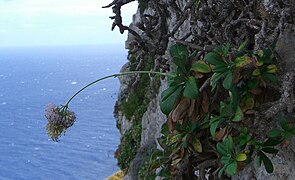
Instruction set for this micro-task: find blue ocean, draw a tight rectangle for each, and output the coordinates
[0,45,126,180]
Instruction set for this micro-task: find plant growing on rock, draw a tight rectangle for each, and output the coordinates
[140,42,295,179]
[45,42,294,179]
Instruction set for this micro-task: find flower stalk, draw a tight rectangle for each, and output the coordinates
[45,70,171,141]
[64,71,170,107]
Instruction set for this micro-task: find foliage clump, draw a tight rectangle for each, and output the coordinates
[120,53,156,120]
[116,123,142,171]
[143,42,295,179]
[138,156,157,180]
[116,53,161,173]
[120,73,151,120]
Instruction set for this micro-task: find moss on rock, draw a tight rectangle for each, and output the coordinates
[115,52,160,173]
[116,122,142,171]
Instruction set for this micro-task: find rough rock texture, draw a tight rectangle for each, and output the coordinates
[233,24,295,180]
[140,81,167,148]
[234,141,295,180]
[105,0,295,179]
[124,84,167,179]
[276,27,295,72]
[115,63,134,135]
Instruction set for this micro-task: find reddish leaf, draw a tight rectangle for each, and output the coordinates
[171,98,191,122]
[201,91,209,113]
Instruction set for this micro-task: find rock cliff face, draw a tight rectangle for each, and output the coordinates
[107,0,295,179]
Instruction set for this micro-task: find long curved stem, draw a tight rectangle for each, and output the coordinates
[64,71,172,107]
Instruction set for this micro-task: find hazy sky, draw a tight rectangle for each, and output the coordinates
[0,0,138,47]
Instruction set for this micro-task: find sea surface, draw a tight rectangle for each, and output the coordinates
[0,45,126,180]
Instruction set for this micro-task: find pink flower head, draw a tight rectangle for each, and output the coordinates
[45,103,76,141]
